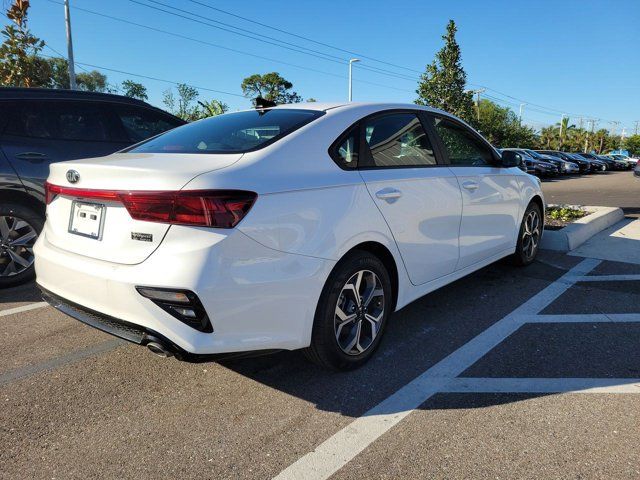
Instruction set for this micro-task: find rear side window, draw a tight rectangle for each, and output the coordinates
[363,113,436,167]
[113,105,184,143]
[431,116,495,166]
[129,109,324,154]
[5,101,112,141]
[330,125,359,169]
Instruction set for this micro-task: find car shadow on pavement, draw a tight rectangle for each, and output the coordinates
[217,258,575,417]
[0,280,41,307]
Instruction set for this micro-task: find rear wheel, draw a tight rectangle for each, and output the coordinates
[304,251,392,370]
[0,203,43,288]
[511,203,542,266]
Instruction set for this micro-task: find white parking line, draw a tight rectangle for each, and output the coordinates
[273,258,602,480]
[0,302,48,317]
[447,377,640,394]
[522,313,640,323]
[574,274,640,282]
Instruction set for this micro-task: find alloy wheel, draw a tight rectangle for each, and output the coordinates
[521,210,541,261]
[0,216,38,277]
[334,269,385,356]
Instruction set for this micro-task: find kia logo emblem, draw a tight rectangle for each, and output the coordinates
[66,170,80,184]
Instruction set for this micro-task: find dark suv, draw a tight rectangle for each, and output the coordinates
[0,88,185,287]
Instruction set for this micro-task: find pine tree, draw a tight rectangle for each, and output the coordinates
[415,20,475,123]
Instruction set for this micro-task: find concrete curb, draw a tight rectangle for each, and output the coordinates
[540,206,625,252]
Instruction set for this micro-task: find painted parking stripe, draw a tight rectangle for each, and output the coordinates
[446,377,640,394]
[575,274,640,282]
[0,302,48,317]
[272,257,602,480]
[0,338,125,387]
[521,313,640,323]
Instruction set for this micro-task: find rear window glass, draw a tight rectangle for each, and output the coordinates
[129,109,324,154]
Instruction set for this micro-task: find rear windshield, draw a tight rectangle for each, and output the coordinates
[128,108,324,154]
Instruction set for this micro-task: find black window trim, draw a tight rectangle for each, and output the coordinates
[425,112,503,168]
[328,108,447,171]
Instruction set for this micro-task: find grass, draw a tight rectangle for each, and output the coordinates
[545,205,589,229]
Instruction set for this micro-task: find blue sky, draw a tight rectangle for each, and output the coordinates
[11,0,640,133]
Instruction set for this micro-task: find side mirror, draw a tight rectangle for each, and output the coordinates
[501,150,521,168]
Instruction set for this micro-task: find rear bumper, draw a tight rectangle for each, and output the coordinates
[34,225,334,355]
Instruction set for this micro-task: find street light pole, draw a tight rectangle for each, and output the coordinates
[518,103,526,124]
[64,0,77,90]
[348,59,360,102]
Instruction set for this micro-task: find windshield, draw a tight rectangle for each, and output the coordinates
[129,109,324,154]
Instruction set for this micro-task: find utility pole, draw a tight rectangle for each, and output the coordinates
[465,88,485,122]
[64,0,77,90]
[610,121,620,137]
[518,103,526,124]
[348,59,360,102]
[634,120,639,136]
[585,119,595,153]
[558,114,567,150]
[620,127,626,149]
[578,117,584,130]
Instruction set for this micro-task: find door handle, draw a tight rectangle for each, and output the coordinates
[461,181,479,191]
[15,152,48,162]
[375,188,402,202]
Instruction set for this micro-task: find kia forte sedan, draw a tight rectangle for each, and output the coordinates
[35,103,544,370]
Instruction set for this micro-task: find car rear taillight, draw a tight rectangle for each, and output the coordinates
[44,182,256,228]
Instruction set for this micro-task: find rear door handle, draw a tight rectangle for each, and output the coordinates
[461,181,479,191]
[15,152,48,162]
[375,188,402,202]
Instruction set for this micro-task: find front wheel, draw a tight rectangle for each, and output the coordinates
[0,203,43,288]
[304,251,392,370]
[511,203,542,266]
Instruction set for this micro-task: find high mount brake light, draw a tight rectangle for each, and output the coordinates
[44,182,257,229]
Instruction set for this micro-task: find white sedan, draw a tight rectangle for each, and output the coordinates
[35,103,544,370]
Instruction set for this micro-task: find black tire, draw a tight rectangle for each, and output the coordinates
[511,202,542,266]
[0,202,43,288]
[303,250,392,371]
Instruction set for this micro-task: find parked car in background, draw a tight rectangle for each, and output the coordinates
[570,153,607,172]
[635,161,640,178]
[607,153,639,167]
[536,150,590,173]
[502,148,559,176]
[523,149,579,174]
[35,102,544,370]
[580,153,628,170]
[0,88,186,286]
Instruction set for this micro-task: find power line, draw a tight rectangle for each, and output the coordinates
[40,53,245,98]
[45,0,414,94]
[184,0,424,75]
[131,0,420,83]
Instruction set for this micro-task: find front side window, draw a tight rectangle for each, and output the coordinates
[114,105,184,143]
[363,113,436,167]
[432,116,495,166]
[129,109,323,154]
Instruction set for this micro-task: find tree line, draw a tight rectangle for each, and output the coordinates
[1,1,637,155]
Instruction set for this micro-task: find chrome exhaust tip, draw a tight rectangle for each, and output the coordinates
[146,341,173,358]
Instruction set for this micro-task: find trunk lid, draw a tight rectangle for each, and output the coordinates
[45,152,242,264]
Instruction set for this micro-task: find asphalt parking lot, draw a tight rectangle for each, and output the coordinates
[2,172,640,480]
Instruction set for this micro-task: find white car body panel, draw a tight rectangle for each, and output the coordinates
[359,166,462,285]
[34,102,544,356]
[451,166,522,270]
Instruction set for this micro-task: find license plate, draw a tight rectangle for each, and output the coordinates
[68,201,105,240]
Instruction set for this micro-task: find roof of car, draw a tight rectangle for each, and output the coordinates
[0,87,152,107]
[0,87,185,123]
[270,101,446,112]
